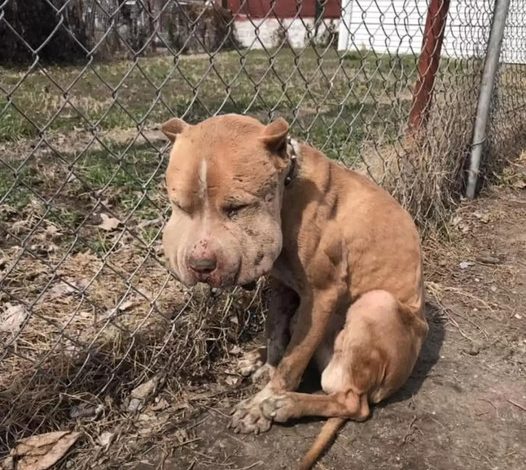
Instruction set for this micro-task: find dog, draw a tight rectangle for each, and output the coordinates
[161,114,428,469]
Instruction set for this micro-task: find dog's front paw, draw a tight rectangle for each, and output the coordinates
[237,349,265,377]
[236,349,275,386]
[229,397,272,434]
[260,394,297,423]
[251,363,275,385]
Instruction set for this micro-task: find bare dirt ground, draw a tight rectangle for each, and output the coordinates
[141,160,526,470]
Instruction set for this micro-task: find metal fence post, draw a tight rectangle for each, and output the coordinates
[466,0,512,199]
[2,0,526,458]
[407,0,451,134]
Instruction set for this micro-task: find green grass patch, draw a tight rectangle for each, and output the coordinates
[0,140,165,236]
[0,162,37,211]
[0,48,417,145]
[2,46,480,242]
[75,143,165,219]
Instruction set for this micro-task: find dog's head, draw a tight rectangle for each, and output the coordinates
[161,114,294,288]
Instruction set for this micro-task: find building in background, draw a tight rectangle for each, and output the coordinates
[337,0,525,64]
[220,0,341,49]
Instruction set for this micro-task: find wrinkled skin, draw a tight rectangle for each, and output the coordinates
[162,114,290,288]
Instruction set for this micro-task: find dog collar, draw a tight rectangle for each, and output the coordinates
[285,136,299,186]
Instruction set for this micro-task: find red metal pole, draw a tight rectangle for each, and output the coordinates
[408,0,451,134]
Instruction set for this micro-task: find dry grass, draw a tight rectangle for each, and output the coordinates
[0,148,266,463]
[1,47,525,469]
[0,228,266,465]
[358,70,485,231]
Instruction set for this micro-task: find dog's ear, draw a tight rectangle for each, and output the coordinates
[259,117,289,153]
[161,117,190,143]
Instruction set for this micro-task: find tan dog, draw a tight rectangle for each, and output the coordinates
[161,114,428,469]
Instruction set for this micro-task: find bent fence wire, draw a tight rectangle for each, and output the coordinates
[0,0,525,463]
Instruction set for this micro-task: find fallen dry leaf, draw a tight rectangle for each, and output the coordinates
[0,304,27,336]
[473,211,491,223]
[98,213,121,231]
[174,429,189,444]
[29,243,57,256]
[459,261,475,270]
[96,431,115,450]
[127,375,165,413]
[100,198,113,209]
[46,283,76,300]
[137,412,170,437]
[70,403,104,420]
[47,279,89,301]
[225,375,240,387]
[150,397,170,412]
[103,299,137,320]
[118,300,135,311]
[10,220,29,236]
[45,224,61,238]
[10,431,81,470]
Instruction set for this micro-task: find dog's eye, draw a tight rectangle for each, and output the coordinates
[224,203,250,219]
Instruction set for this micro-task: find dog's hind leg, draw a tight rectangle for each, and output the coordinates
[259,389,370,423]
[260,289,423,468]
[259,390,369,470]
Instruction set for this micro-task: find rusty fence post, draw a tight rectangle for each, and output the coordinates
[407,0,451,134]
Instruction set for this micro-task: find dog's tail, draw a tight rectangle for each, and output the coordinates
[298,417,347,470]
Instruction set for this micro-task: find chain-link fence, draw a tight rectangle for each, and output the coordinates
[1,0,525,467]
[488,0,526,171]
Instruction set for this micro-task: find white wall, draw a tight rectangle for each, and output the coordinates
[500,0,526,64]
[234,17,340,50]
[230,1,524,64]
[337,0,428,56]
[338,0,524,64]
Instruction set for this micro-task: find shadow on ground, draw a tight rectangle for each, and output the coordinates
[138,173,526,470]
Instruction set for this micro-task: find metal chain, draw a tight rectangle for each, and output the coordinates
[0,0,524,457]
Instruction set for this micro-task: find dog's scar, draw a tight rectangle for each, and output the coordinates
[199,159,208,204]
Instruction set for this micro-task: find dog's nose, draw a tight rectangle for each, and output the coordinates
[188,254,217,274]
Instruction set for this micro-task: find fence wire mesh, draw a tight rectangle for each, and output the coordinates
[0,0,525,466]
[488,0,526,171]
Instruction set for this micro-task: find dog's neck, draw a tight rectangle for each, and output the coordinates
[280,140,334,232]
